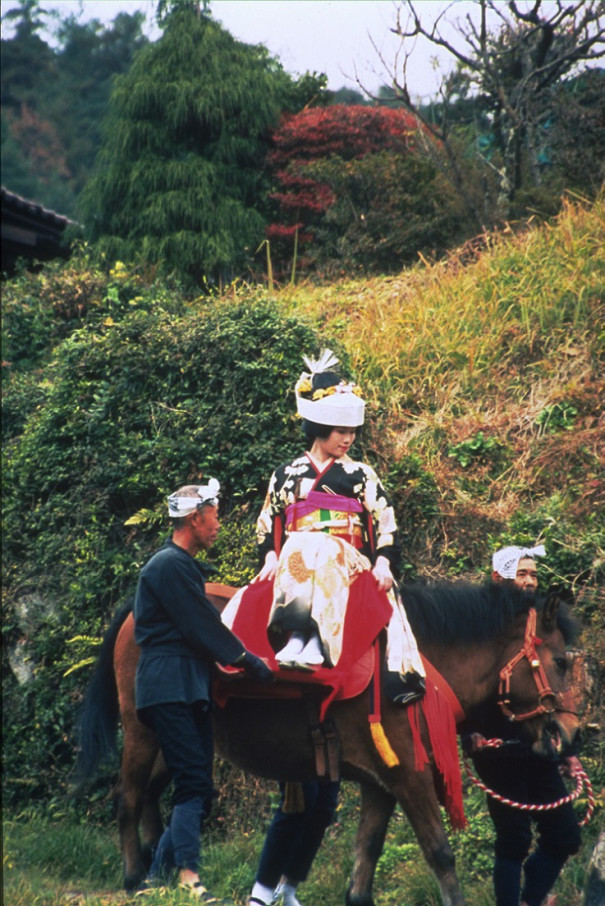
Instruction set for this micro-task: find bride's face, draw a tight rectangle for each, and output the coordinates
[315,427,356,460]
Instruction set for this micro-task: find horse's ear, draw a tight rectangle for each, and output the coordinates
[541,585,573,631]
[541,591,559,632]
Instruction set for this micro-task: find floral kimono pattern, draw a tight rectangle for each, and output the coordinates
[257,453,423,673]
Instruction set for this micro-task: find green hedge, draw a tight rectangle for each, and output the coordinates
[2,281,331,805]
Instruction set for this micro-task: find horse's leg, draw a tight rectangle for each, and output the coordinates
[114,718,160,891]
[140,751,169,862]
[346,781,395,906]
[387,767,465,906]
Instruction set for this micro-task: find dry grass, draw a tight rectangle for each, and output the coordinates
[271,194,603,417]
[227,194,604,582]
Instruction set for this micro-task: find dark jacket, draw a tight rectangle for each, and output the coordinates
[134,540,245,710]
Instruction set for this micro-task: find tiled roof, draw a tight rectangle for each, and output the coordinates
[1,186,77,228]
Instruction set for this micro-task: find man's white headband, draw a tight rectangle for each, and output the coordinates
[295,349,365,428]
[492,544,545,579]
[167,478,220,518]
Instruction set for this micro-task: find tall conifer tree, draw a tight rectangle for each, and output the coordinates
[79,4,319,284]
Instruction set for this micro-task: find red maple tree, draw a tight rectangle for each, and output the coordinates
[265,105,422,265]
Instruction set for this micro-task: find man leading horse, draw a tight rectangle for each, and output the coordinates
[132,479,272,900]
[465,545,582,906]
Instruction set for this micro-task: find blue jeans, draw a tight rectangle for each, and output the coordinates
[142,700,214,876]
[148,797,204,879]
[256,780,340,887]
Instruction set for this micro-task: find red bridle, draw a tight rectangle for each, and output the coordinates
[498,607,558,722]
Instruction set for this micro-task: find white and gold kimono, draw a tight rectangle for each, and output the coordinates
[254,451,423,676]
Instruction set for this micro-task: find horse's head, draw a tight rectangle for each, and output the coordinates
[499,589,582,759]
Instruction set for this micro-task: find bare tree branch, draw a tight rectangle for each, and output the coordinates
[363,0,605,222]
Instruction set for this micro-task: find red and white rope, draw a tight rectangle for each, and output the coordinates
[464,740,595,827]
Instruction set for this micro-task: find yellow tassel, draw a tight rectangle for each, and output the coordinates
[370,721,400,767]
[282,781,306,813]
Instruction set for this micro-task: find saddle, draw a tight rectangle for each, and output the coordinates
[214,572,390,711]
[213,571,391,780]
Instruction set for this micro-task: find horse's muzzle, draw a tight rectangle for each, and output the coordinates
[535,719,582,760]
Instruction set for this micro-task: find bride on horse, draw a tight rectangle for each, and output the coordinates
[224,348,425,698]
[223,349,426,906]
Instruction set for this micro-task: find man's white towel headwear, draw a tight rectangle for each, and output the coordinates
[167,478,220,518]
[492,544,546,579]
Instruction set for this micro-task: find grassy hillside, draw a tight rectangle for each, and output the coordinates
[2,194,603,905]
[265,195,604,587]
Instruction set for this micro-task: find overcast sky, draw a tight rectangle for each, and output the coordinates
[0,0,480,101]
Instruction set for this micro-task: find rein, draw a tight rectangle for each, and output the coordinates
[464,741,595,827]
[498,607,558,722]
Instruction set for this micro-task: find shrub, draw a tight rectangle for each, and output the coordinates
[1,254,181,374]
[2,296,326,805]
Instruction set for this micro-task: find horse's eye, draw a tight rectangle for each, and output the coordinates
[554,657,568,674]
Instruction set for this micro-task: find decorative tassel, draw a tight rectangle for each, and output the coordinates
[282,781,306,813]
[370,721,400,767]
[408,702,429,771]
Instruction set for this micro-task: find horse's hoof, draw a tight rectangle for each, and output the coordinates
[123,874,146,893]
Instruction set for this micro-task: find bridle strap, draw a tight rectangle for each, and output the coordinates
[498,607,557,722]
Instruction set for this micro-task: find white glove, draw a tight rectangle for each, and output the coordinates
[372,555,394,592]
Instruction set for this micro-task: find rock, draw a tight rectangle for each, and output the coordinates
[584,830,605,906]
[14,592,57,634]
[7,638,35,685]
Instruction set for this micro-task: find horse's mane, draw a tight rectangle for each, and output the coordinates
[401,581,578,646]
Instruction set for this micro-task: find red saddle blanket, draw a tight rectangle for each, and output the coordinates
[214,571,392,722]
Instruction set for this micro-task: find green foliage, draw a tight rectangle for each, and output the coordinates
[1,198,603,904]
[447,432,505,468]
[489,493,604,596]
[546,70,605,198]
[1,4,149,216]
[535,401,579,433]
[2,666,82,806]
[385,453,441,574]
[376,840,419,877]
[211,514,258,587]
[1,1,57,111]
[1,253,169,373]
[79,10,321,284]
[3,767,603,905]
[305,151,462,275]
[3,297,321,596]
[4,811,122,894]
[266,105,465,277]
[2,275,324,804]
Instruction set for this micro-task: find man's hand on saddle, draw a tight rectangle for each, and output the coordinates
[255,550,278,583]
[233,650,274,682]
[372,555,394,592]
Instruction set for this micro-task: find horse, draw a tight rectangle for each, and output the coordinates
[75,581,581,906]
